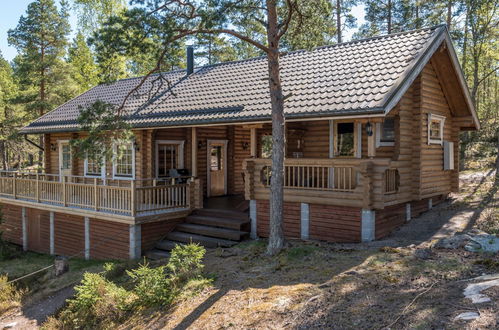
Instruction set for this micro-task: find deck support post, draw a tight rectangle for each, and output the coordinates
[406,203,411,222]
[50,211,55,255]
[300,203,309,240]
[428,198,432,210]
[249,200,257,239]
[84,217,90,260]
[22,207,27,251]
[191,127,197,177]
[129,224,141,259]
[361,209,375,242]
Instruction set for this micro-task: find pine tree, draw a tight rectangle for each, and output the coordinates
[8,0,77,165]
[68,32,99,92]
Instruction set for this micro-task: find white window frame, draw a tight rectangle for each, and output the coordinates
[155,140,185,178]
[84,154,106,178]
[376,119,395,147]
[112,142,135,180]
[428,113,446,145]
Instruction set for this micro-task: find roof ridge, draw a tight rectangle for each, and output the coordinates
[104,25,446,83]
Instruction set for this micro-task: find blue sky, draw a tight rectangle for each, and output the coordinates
[0,1,365,62]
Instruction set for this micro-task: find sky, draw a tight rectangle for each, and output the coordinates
[0,1,365,62]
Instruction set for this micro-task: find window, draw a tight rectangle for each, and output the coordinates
[335,122,355,157]
[428,114,445,145]
[376,117,396,147]
[60,143,71,170]
[261,135,273,158]
[113,143,134,178]
[85,155,105,177]
[210,145,223,171]
[156,141,184,178]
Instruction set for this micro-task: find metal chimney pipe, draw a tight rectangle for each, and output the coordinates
[187,46,194,75]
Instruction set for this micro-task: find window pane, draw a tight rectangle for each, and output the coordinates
[430,120,441,139]
[210,146,222,171]
[61,144,71,169]
[336,123,354,156]
[261,135,272,158]
[116,144,133,176]
[381,118,395,142]
[158,144,179,177]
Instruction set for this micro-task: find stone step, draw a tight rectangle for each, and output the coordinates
[194,208,249,221]
[176,223,248,241]
[186,215,249,230]
[155,240,182,251]
[145,249,170,260]
[166,231,238,248]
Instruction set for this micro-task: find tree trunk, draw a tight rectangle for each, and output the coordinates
[336,0,342,43]
[387,0,392,34]
[265,0,285,256]
[0,141,6,170]
[447,0,452,29]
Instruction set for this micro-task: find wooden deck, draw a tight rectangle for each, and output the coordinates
[0,172,201,223]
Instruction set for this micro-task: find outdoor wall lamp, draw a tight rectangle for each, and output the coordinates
[134,141,140,152]
[366,122,373,136]
[198,140,206,149]
[241,141,249,150]
[50,143,57,151]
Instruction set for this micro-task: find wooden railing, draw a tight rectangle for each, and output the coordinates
[0,171,194,217]
[244,158,392,209]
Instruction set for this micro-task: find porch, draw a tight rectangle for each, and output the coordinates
[0,171,202,223]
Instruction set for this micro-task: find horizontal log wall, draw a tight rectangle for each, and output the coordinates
[309,204,361,242]
[26,208,50,254]
[375,203,406,240]
[90,218,129,260]
[1,203,23,245]
[256,200,301,239]
[54,212,85,257]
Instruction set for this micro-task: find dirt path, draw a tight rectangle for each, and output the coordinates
[0,286,74,329]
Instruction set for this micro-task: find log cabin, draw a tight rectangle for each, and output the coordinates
[0,25,479,259]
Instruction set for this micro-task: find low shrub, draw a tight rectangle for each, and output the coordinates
[0,275,24,317]
[57,272,135,329]
[167,243,205,283]
[127,262,171,307]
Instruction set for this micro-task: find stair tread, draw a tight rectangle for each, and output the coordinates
[177,223,248,240]
[187,215,249,228]
[145,249,170,260]
[167,231,238,248]
[195,208,249,220]
[155,240,183,251]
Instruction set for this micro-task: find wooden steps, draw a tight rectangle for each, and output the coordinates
[176,223,248,241]
[145,207,250,259]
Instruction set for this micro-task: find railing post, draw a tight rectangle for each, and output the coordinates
[36,173,40,202]
[12,172,16,199]
[62,175,67,207]
[94,178,98,211]
[131,180,136,217]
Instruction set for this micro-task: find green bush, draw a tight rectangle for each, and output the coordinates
[127,262,171,307]
[0,275,24,317]
[167,243,205,283]
[59,272,135,329]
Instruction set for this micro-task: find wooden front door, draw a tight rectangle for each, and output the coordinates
[207,140,228,197]
[58,141,72,180]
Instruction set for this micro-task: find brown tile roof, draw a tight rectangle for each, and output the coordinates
[22,25,449,134]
